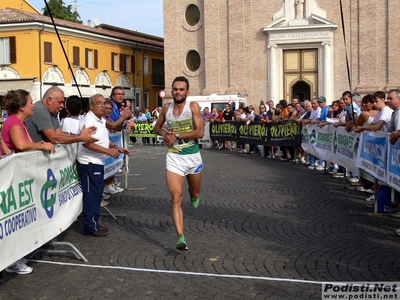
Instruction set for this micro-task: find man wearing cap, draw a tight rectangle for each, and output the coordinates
[311,96,330,125]
[308,96,330,170]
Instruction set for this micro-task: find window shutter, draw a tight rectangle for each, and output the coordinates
[73,46,80,66]
[85,48,89,68]
[10,36,16,63]
[44,42,52,63]
[94,49,98,69]
[111,52,115,70]
[119,53,125,72]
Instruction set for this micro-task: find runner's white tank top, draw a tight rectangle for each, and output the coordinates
[165,102,199,155]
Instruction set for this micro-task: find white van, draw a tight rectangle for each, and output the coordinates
[186,94,247,112]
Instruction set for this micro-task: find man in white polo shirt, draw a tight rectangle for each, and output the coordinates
[77,94,130,237]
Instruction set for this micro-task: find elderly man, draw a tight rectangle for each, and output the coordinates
[26,86,97,144]
[77,94,130,237]
[301,98,324,170]
[201,107,212,121]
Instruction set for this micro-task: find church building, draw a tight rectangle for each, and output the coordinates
[163,0,399,105]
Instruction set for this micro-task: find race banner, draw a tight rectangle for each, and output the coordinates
[209,120,237,141]
[104,131,124,179]
[302,124,335,162]
[330,126,359,171]
[355,131,388,182]
[236,121,268,145]
[300,125,311,153]
[209,121,300,146]
[0,144,83,271]
[266,121,300,146]
[130,121,157,138]
[386,141,400,192]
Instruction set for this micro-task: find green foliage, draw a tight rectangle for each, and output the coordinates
[42,0,82,24]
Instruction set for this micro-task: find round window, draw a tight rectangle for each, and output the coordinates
[185,4,200,26]
[186,50,201,72]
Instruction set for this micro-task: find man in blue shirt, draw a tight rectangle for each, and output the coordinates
[309,96,330,170]
[317,96,330,121]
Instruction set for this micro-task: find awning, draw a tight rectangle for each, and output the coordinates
[95,87,111,98]
[123,88,134,100]
[70,86,97,98]
[0,78,35,95]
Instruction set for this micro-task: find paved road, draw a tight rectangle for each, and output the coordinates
[1,144,400,300]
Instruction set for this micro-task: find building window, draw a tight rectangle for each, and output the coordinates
[143,56,148,75]
[44,42,52,63]
[73,46,80,66]
[185,4,200,26]
[186,50,201,72]
[111,52,119,71]
[152,59,164,86]
[144,92,149,108]
[85,48,98,69]
[0,37,16,64]
[135,92,141,109]
[125,55,131,73]
[85,48,92,68]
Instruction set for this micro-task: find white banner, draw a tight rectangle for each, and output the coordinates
[386,140,400,191]
[302,124,335,162]
[330,126,359,172]
[0,144,83,271]
[104,131,124,179]
[355,131,388,182]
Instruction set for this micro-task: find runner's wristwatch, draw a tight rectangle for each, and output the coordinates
[175,133,180,138]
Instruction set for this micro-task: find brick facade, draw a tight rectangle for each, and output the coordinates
[164,0,400,106]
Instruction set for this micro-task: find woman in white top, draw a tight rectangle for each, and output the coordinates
[354,94,378,127]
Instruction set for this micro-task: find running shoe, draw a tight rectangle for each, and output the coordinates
[326,166,338,174]
[176,234,188,251]
[191,197,200,208]
[104,184,118,195]
[332,172,344,178]
[6,260,33,275]
[365,195,375,208]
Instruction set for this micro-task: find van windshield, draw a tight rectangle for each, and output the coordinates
[211,103,230,112]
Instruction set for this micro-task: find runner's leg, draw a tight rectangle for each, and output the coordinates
[166,170,185,235]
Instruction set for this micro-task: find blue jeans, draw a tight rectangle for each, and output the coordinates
[309,155,323,166]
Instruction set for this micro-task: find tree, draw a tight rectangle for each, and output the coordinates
[43,0,82,24]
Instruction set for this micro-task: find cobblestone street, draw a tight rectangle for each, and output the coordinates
[1,145,400,300]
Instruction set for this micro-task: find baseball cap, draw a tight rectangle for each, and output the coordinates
[317,96,326,102]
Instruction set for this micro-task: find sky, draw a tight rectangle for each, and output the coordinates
[27,0,164,37]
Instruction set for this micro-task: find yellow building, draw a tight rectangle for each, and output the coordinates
[0,0,164,113]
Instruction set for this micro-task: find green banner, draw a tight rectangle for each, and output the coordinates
[130,122,157,138]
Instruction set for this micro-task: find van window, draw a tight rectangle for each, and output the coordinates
[211,103,230,112]
[238,102,246,109]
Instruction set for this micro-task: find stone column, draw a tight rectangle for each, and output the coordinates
[268,44,278,102]
[322,41,332,102]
